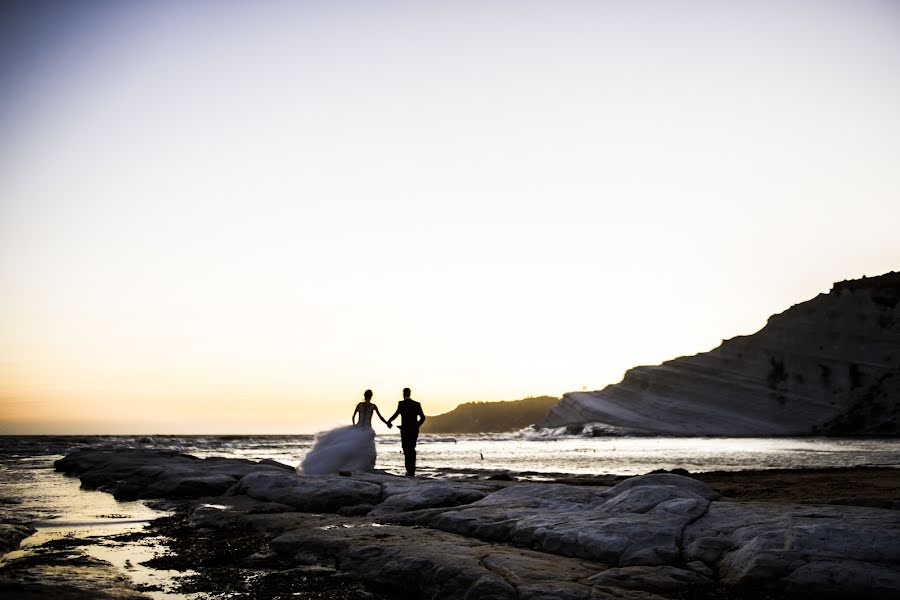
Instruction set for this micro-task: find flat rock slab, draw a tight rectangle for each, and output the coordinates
[370,480,490,514]
[270,520,685,600]
[683,500,900,596]
[426,474,718,566]
[55,449,290,500]
[588,565,711,594]
[230,471,383,512]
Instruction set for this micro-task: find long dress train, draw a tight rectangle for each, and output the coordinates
[298,403,376,475]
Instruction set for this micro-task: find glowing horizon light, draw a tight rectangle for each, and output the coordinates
[1,1,899,434]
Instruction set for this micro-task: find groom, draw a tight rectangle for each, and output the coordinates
[387,387,426,477]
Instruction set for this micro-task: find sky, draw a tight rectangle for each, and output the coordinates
[1,0,899,434]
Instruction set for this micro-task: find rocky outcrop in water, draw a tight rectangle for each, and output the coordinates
[542,271,900,435]
[54,448,294,500]
[53,449,900,599]
[0,520,34,555]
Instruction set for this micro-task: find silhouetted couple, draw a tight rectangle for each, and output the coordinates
[299,387,425,477]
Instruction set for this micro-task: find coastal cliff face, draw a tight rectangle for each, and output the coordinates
[542,272,900,436]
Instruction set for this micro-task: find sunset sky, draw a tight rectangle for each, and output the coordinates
[1,1,899,434]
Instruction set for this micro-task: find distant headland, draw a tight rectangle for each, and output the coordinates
[422,396,559,433]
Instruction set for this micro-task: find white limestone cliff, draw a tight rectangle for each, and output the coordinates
[542,272,900,435]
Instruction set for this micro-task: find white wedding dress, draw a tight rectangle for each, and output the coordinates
[299,402,377,475]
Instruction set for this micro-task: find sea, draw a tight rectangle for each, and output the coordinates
[1,433,899,598]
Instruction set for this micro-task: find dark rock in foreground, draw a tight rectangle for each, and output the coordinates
[53,449,900,599]
[0,521,35,555]
[55,449,292,500]
[0,548,147,599]
[543,271,900,436]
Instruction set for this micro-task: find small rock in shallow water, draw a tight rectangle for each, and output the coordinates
[0,522,36,554]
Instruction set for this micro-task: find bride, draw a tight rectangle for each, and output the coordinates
[299,389,389,475]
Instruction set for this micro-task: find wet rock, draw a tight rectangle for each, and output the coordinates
[55,449,289,500]
[603,486,706,518]
[587,565,711,594]
[429,474,714,567]
[826,496,900,510]
[0,521,35,554]
[188,494,299,517]
[338,503,374,517]
[784,522,900,562]
[229,471,382,512]
[51,449,900,600]
[150,473,240,497]
[685,560,713,577]
[370,481,488,514]
[270,520,614,600]
[600,473,721,502]
[683,500,900,595]
[0,550,149,598]
[258,458,295,471]
[785,560,900,598]
[685,536,732,564]
[189,504,242,529]
[473,482,609,507]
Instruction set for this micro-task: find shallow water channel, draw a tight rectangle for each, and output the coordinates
[0,453,194,599]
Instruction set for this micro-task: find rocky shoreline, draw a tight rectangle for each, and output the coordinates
[4,449,900,599]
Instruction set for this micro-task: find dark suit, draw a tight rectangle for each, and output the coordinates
[389,398,425,476]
